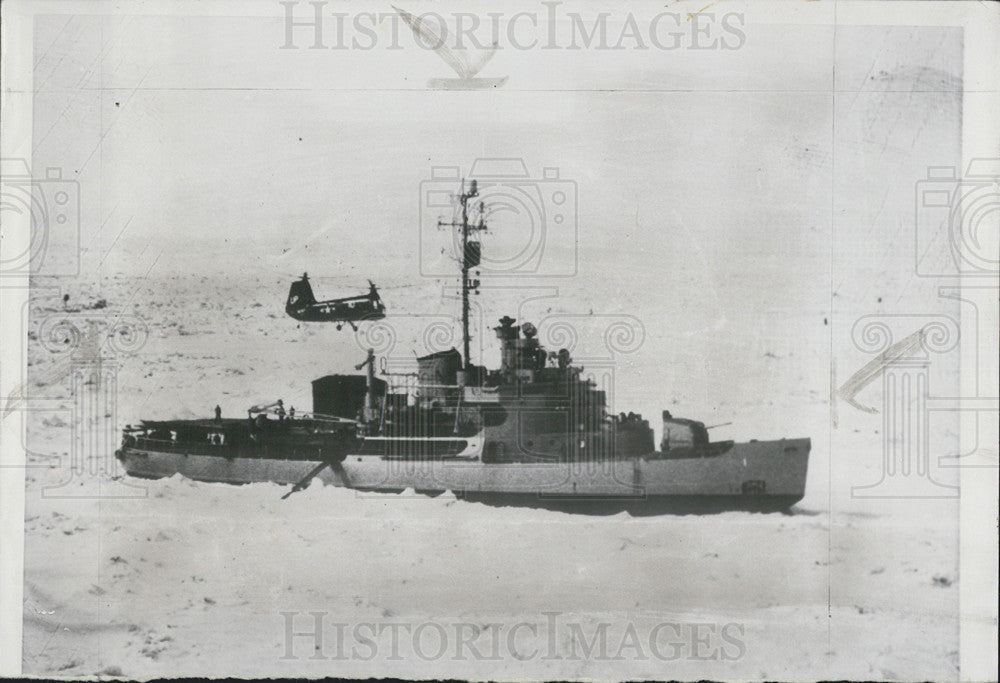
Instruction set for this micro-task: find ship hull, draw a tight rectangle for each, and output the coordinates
[116,437,810,513]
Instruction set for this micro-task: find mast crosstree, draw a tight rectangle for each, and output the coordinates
[437,179,488,372]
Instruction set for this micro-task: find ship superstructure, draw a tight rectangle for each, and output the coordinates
[116,177,810,513]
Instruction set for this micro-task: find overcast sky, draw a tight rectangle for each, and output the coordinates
[30,6,959,288]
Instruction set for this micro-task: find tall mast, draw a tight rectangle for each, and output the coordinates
[438,179,486,371]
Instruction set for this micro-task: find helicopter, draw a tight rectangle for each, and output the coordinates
[285,272,386,330]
